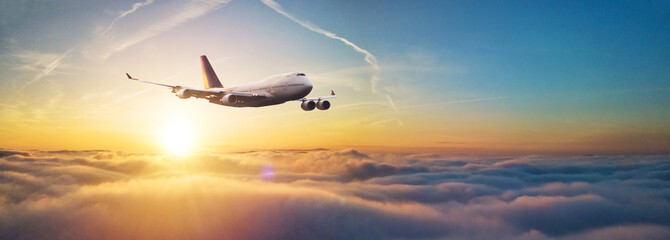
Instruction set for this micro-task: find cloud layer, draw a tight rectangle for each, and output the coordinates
[1,149,669,239]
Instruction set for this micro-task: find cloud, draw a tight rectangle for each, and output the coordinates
[0,175,450,240]
[558,225,670,240]
[341,161,429,182]
[0,150,28,158]
[1,149,670,239]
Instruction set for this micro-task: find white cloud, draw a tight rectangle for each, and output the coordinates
[1,150,670,239]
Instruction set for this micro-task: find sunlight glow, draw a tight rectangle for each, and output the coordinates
[161,116,196,155]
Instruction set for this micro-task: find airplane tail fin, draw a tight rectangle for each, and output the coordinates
[200,55,224,89]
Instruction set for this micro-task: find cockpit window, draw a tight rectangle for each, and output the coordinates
[297,73,306,76]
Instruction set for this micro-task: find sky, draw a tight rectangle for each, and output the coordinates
[1,1,670,239]
[0,0,667,154]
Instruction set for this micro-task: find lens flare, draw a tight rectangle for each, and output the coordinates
[262,166,274,181]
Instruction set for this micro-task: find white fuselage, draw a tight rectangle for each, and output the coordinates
[212,72,313,107]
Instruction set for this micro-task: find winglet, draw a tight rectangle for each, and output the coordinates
[330,90,336,96]
[126,73,138,80]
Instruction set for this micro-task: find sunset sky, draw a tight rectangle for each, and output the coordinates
[1,0,669,154]
[1,1,670,239]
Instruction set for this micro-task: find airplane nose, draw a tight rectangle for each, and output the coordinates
[303,78,313,95]
[304,77,313,87]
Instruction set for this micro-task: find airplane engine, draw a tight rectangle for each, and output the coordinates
[316,100,330,110]
[176,89,191,99]
[301,101,316,111]
[220,94,238,105]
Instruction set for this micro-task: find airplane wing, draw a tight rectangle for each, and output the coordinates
[126,73,265,99]
[298,90,337,101]
[126,73,178,88]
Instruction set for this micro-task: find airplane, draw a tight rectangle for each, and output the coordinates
[125,55,335,111]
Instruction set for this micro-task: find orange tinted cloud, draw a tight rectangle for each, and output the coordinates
[1,149,670,239]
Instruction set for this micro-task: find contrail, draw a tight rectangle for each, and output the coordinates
[20,47,76,90]
[259,0,378,69]
[102,0,155,35]
[259,0,398,113]
[101,0,231,59]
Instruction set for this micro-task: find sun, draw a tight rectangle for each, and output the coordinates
[161,116,196,155]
